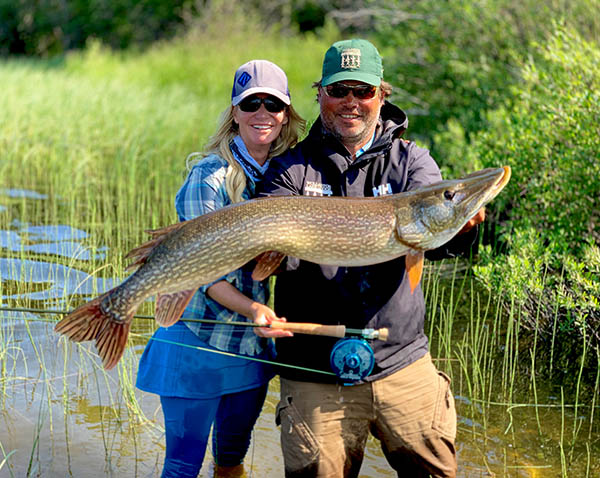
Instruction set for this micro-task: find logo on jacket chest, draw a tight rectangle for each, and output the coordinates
[304,181,333,197]
[372,183,393,197]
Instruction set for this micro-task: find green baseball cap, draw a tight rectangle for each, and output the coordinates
[321,39,383,87]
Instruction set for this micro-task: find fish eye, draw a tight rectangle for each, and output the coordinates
[443,190,455,200]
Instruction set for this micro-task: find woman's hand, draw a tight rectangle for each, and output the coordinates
[250,303,294,338]
[206,281,293,338]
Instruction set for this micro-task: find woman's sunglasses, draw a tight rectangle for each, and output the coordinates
[238,95,286,113]
[323,83,378,100]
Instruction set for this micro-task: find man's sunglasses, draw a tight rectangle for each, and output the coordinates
[323,83,378,100]
[238,95,287,113]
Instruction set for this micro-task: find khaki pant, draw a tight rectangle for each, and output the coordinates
[276,353,456,478]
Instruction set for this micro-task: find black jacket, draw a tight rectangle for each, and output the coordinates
[259,101,477,383]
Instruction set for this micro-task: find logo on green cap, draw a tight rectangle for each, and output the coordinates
[341,48,361,69]
[321,39,383,87]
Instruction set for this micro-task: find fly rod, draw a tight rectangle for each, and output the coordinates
[0,306,389,341]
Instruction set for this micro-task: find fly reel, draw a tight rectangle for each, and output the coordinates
[329,337,375,384]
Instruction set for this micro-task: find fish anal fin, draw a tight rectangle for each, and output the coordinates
[405,250,425,295]
[155,289,196,327]
[252,251,286,281]
[124,222,188,272]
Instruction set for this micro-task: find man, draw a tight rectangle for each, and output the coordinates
[259,39,483,478]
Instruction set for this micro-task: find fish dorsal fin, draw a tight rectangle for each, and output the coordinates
[155,289,196,327]
[405,250,425,294]
[252,251,286,281]
[124,222,188,271]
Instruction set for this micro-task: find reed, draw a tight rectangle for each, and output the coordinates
[0,446,17,478]
[424,259,600,476]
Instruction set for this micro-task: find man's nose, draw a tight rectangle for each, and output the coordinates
[340,91,359,104]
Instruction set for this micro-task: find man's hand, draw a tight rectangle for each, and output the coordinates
[458,207,485,234]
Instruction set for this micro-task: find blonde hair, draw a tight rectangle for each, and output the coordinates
[187,104,306,203]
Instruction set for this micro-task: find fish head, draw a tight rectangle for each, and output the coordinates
[396,166,511,250]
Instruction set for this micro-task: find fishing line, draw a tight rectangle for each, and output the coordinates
[0,305,338,377]
[129,332,336,377]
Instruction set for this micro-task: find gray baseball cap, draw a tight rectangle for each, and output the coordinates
[231,60,291,106]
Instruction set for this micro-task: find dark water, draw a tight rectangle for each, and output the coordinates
[0,196,598,477]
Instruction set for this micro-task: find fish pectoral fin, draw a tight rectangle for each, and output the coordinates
[155,289,196,327]
[405,250,425,295]
[252,251,286,281]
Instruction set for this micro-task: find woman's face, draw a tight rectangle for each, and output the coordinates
[233,94,289,158]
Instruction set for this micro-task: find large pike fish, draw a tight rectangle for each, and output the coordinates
[55,166,511,369]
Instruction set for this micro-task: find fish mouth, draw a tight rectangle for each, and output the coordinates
[496,165,512,192]
[485,165,511,203]
[408,166,511,203]
[443,166,510,236]
[481,165,511,196]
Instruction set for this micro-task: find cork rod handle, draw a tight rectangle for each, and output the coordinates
[269,322,347,338]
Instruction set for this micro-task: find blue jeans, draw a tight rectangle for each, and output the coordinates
[160,384,269,478]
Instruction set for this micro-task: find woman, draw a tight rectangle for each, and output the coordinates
[136,60,305,478]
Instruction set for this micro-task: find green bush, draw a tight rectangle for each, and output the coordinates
[370,0,600,167]
[471,27,600,363]
[0,0,196,56]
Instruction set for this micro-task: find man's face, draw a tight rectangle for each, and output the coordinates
[318,80,385,154]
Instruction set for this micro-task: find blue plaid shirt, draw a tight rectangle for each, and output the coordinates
[174,153,271,356]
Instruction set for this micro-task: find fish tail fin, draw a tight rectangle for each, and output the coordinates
[55,293,111,342]
[55,292,132,370]
[124,222,187,271]
[95,319,132,370]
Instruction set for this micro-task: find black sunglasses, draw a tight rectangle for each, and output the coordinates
[238,95,286,113]
[323,83,378,100]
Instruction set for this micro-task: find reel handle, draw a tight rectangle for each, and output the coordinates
[376,328,389,342]
[269,322,346,338]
